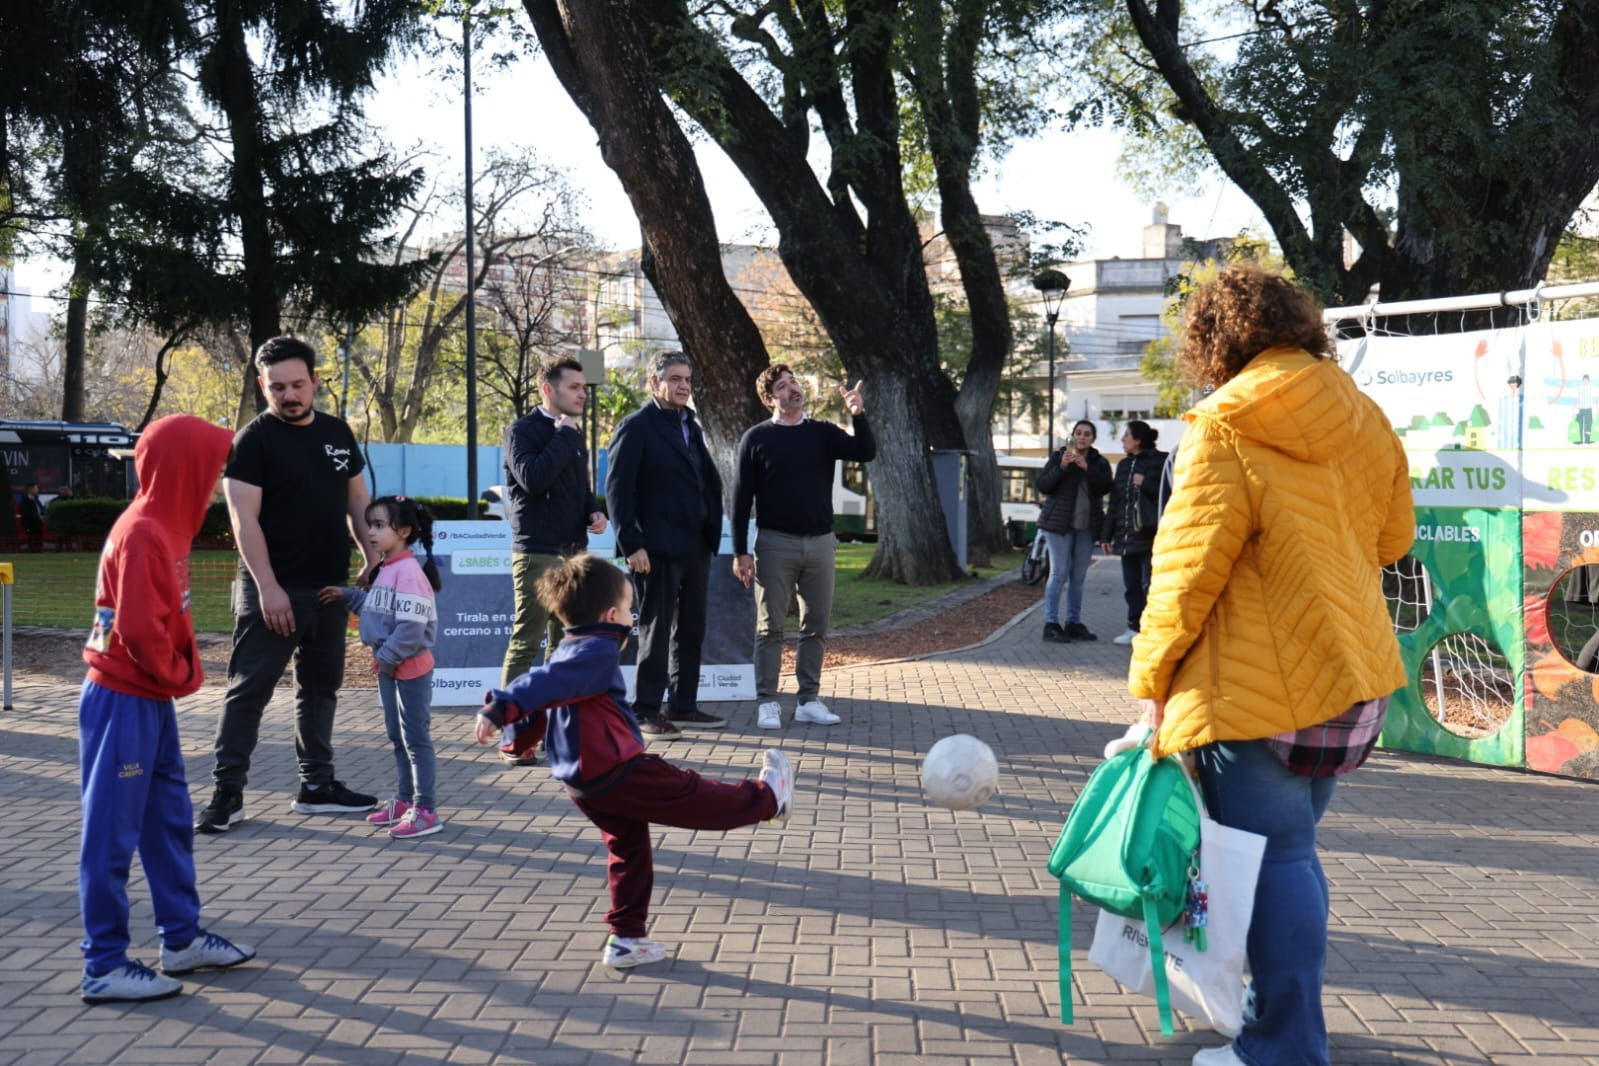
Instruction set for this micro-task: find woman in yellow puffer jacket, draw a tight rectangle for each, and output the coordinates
[1129,267,1414,1066]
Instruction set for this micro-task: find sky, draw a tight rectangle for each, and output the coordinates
[360,52,1267,262]
[10,42,1268,301]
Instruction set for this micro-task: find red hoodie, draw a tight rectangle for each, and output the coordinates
[83,415,235,700]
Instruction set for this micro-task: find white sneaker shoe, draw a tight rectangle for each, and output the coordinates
[603,935,668,969]
[760,748,794,823]
[795,700,840,725]
[1113,629,1138,645]
[160,931,257,976]
[756,701,783,729]
[1192,1045,1248,1065]
[81,961,182,1003]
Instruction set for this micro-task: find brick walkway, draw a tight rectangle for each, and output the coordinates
[2,559,1597,1064]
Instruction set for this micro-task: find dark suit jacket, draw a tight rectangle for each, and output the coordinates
[605,400,724,559]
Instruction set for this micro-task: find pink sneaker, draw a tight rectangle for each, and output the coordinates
[367,799,412,827]
[389,806,441,839]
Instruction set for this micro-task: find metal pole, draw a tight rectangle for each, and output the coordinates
[463,4,479,517]
[2,563,13,711]
[1046,311,1058,454]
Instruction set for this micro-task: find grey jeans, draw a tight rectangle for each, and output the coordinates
[501,552,566,686]
[752,529,836,700]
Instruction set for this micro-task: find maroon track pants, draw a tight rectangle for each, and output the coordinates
[573,753,777,939]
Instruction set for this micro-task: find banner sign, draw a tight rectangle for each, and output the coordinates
[428,520,755,707]
[1341,318,1599,779]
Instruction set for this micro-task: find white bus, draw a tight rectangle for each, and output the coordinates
[831,454,1048,543]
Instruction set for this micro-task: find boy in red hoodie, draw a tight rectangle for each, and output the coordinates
[78,414,257,1003]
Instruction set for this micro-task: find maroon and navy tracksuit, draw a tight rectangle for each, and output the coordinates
[484,623,777,938]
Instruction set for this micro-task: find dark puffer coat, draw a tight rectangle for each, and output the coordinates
[1034,446,1113,534]
[1101,448,1168,554]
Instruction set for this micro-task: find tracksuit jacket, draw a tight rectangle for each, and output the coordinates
[481,623,647,798]
[78,414,234,975]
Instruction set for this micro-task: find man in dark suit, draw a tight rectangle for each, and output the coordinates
[605,351,726,739]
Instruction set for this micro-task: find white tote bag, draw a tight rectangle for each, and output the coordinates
[1088,812,1266,1036]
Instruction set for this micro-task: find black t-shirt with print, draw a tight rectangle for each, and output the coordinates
[226,410,365,588]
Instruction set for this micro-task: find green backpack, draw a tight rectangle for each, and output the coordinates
[1047,737,1203,1035]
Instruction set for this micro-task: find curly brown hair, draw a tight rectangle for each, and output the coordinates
[755,363,795,402]
[1178,266,1333,389]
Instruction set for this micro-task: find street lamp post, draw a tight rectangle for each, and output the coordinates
[1032,269,1071,454]
[462,1,480,516]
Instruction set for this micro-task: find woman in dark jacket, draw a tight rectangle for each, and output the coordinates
[1034,420,1113,642]
[1100,420,1167,644]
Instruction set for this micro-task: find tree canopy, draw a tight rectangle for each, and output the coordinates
[1069,0,1599,304]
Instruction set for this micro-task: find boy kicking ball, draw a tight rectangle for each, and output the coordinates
[476,553,793,969]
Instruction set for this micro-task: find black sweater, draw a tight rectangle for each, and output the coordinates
[731,415,877,555]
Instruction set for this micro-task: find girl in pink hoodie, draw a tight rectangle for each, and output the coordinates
[322,496,443,839]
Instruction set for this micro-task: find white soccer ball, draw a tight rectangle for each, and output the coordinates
[921,733,999,811]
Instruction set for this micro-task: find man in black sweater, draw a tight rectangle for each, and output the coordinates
[606,351,727,738]
[498,355,608,762]
[731,366,875,729]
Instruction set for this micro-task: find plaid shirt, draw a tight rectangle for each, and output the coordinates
[1263,696,1388,778]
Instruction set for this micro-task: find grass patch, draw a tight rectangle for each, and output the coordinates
[3,543,1021,634]
[3,551,242,632]
[828,544,1023,628]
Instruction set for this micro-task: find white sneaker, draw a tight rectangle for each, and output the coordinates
[1192,1045,1248,1065]
[760,748,794,823]
[81,961,182,1003]
[756,701,783,729]
[604,935,668,969]
[795,700,840,725]
[160,931,257,976]
[1113,629,1138,645]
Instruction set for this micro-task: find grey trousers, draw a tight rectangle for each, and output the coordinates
[501,552,566,686]
[753,530,836,700]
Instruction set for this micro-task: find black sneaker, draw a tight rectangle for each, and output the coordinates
[1042,622,1069,643]
[638,715,684,741]
[194,787,245,834]
[1065,622,1098,642]
[667,708,727,730]
[290,780,377,814]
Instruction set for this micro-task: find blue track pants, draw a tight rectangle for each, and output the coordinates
[79,680,201,976]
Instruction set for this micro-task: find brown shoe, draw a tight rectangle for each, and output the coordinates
[667,708,727,730]
[638,715,684,741]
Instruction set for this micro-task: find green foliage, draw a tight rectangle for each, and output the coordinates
[593,367,648,445]
[36,498,127,537]
[37,497,232,543]
[1064,1,1599,302]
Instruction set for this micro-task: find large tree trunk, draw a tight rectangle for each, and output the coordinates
[524,0,769,487]
[213,4,280,409]
[910,0,1012,563]
[60,245,89,422]
[637,0,968,582]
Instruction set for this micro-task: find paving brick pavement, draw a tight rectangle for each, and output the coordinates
[2,559,1598,1065]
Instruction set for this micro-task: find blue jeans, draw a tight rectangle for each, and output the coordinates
[378,673,436,810]
[1196,739,1339,1066]
[1120,551,1152,630]
[1043,529,1094,624]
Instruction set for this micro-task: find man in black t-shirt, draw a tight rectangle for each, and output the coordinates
[731,366,874,730]
[195,337,380,834]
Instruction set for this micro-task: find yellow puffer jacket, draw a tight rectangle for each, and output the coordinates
[1129,346,1414,758]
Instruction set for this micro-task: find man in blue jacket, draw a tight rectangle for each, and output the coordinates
[498,355,608,764]
[605,351,725,739]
